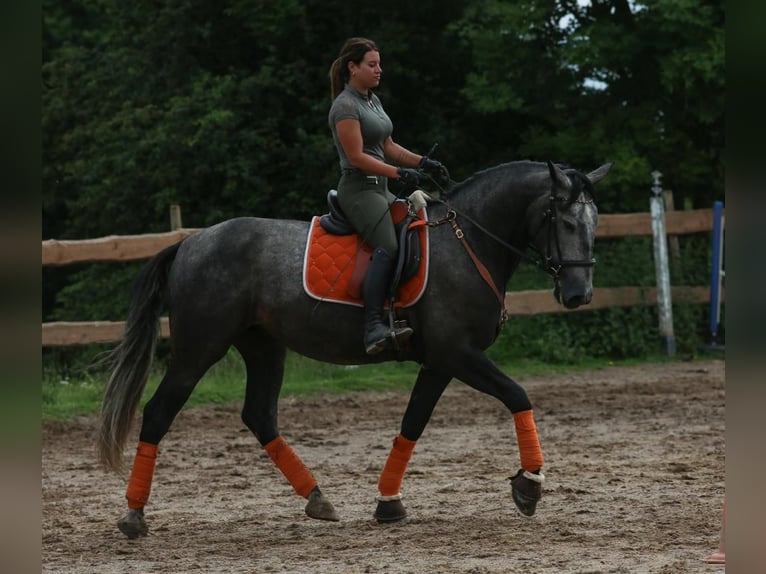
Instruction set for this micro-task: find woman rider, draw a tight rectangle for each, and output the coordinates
[328,37,448,355]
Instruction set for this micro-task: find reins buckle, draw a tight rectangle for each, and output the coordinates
[449,215,464,239]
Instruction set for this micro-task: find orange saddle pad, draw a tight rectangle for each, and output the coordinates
[302,210,429,308]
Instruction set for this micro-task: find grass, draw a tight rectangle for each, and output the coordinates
[42,351,420,421]
[41,349,686,422]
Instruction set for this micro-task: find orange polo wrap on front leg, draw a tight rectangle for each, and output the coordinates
[263,436,317,498]
[378,434,417,497]
[513,409,544,472]
[125,441,158,509]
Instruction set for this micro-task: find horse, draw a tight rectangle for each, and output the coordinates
[98,159,611,538]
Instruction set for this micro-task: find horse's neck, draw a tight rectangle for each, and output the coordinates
[446,168,546,283]
[450,170,543,245]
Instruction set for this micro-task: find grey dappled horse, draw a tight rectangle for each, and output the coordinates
[98,159,611,538]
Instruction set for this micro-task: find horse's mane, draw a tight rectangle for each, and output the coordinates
[442,160,596,204]
[442,160,542,199]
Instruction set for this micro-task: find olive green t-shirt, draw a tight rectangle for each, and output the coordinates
[328,84,393,171]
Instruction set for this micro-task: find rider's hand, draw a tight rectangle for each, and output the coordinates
[418,156,450,182]
[397,167,421,189]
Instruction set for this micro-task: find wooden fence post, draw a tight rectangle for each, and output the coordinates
[650,171,676,356]
[169,204,183,231]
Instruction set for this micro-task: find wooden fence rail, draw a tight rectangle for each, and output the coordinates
[42,229,199,266]
[41,208,722,346]
[41,285,715,346]
[41,209,715,266]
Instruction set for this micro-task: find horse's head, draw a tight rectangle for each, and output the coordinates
[527,161,612,309]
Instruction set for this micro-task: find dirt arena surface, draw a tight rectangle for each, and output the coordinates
[42,359,725,573]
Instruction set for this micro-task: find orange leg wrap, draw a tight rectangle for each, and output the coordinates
[125,441,158,509]
[513,409,544,472]
[263,436,317,498]
[378,434,417,497]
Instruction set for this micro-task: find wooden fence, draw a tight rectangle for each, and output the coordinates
[41,208,721,346]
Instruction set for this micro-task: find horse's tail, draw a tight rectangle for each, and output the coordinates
[97,240,184,472]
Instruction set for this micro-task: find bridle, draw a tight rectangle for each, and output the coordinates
[424,178,597,330]
[528,193,597,279]
[429,188,596,280]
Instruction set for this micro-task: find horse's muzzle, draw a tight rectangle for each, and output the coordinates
[554,283,592,309]
[562,292,591,309]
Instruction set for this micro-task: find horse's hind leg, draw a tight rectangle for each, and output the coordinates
[374,366,451,523]
[235,329,339,522]
[118,353,226,539]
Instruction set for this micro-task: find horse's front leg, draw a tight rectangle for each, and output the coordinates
[446,349,545,517]
[374,366,450,523]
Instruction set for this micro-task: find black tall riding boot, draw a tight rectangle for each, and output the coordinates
[363,247,414,354]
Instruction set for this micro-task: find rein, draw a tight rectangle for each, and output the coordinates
[429,201,550,276]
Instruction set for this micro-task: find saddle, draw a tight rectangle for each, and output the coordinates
[303,190,429,307]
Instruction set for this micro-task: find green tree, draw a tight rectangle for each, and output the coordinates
[451,0,724,211]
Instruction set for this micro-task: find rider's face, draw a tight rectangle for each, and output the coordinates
[349,50,381,91]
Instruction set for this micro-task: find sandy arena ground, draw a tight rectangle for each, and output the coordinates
[42,359,725,573]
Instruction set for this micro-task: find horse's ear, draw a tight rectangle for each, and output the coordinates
[546,160,572,192]
[585,162,613,184]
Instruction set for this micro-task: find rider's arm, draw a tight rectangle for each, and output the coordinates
[383,137,422,168]
[335,119,400,178]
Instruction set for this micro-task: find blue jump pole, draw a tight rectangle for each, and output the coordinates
[705,200,724,351]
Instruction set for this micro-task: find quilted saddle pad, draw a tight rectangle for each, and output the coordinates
[302,212,429,308]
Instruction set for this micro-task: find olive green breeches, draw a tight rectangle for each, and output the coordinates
[337,171,398,256]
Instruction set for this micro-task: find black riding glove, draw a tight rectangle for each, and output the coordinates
[397,167,421,188]
[418,156,450,181]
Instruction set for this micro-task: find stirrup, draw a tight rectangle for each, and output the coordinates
[388,321,413,351]
[364,323,413,355]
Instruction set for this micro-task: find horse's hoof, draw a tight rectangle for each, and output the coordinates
[374,498,407,523]
[305,489,340,522]
[117,507,148,539]
[510,469,544,517]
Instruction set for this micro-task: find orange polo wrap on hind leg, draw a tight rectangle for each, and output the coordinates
[513,410,544,472]
[378,434,417,497]
[125,441,158,509]
[263,436,317,498]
